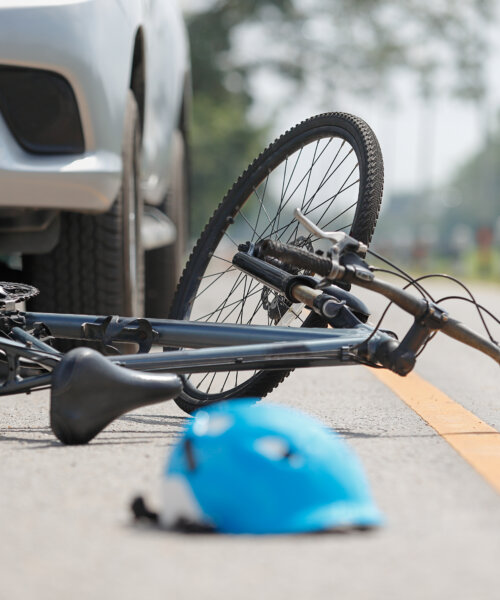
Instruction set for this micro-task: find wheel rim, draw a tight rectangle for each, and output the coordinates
[181,129,365,400]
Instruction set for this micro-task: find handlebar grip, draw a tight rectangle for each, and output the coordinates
[442,317,500,365]
[259,239,332,276]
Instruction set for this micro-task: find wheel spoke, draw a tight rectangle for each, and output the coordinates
[216,281,263,325]
[255,138,335,242]
[206,371,218,394]
[220,370,231,393]
[247,296,265,324]
[252,175,273,234]
[300,167,359,236]
[194,270,247,321]
[224,230,240,247]
[263,154,359,244]
[192,265,237,302]
[271,156,288,240]
[303,166,358,220]
[313,197,358,232]
[194,282,263,323]
[212,254,235,265]
[279,169,360,244]
[302,145,353,214]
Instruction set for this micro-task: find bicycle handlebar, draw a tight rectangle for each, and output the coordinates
[441,317,500,364]
[341,263,500,365]
[258,239,333,277]
[259,239,500,366]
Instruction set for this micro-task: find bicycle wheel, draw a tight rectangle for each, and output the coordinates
[169,112,384,413]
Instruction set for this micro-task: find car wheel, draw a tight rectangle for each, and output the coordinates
[25,90,144,318]
[145,129,189,318]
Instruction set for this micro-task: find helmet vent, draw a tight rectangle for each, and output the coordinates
[184,439,197,471]
[254,436,291,460]
[193,413,233,436]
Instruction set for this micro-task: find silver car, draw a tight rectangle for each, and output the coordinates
[0,0,190,318]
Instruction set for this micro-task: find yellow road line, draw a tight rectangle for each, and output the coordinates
[371,369,500,495]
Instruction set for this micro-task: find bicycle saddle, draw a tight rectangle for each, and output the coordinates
[50,347,182,445]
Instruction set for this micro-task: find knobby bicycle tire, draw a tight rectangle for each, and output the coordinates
[169,112,384,413]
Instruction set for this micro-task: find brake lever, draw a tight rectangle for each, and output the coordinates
[294,208,370,287]
[294,209,368,256]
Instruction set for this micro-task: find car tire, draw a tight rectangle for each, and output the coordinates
[25,90,144,318]
[145,129,189,318]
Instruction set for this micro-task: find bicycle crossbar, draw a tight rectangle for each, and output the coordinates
[24,312,350,348]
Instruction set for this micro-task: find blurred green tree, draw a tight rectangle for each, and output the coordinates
[186,0,494,235]
[187,1,298,234]
[440,122,500,238]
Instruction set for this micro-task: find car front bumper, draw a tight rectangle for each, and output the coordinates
[0,113,121,211]
[0,0,135,212]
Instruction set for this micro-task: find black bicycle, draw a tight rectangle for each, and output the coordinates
[0,113,498,444]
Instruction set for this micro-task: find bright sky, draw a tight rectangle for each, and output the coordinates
[182,0,500,202]
[250,34,500,203]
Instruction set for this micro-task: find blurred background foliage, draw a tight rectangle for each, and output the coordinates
[185,0,499,280]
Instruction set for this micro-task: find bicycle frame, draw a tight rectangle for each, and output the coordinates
[0,301,398,400]
[21,311,394,374]
[0,243,497,400]
[0,302,394,445]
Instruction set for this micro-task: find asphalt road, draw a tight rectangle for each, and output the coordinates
[0,281,499,600]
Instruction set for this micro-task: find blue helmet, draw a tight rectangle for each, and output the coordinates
[160,400,383,534]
